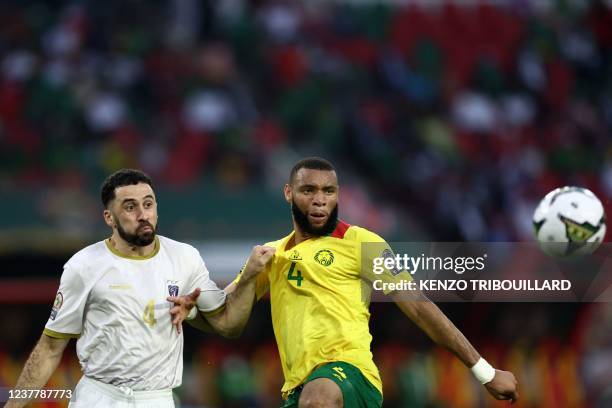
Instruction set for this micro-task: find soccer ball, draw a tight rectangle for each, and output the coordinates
[533,186,606,257]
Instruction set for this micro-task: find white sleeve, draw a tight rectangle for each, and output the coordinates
[44,261,88,338]
[189,254,226,314]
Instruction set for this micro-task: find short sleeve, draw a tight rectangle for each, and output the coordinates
[189,253,227,315]
[355,227,413,295]
[44,261,88,339]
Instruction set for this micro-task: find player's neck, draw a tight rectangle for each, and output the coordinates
[108,234,156,257]
[288,220,323,250]
[292,228,312,247]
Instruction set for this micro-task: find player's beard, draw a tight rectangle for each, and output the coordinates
[291,200,338,237]
[115,217,157,247]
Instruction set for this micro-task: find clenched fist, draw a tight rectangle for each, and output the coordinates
[485,369,519,404]
[242,245,276,279]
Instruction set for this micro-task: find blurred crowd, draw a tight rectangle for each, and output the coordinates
[1,302,611,408]
[1,1,612,406]
[0,0,611,240]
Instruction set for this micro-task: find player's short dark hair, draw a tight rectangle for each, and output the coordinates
[101,169,154,208]
[289,157,336,183]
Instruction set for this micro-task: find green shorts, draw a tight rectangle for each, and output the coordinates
[281,361,382,408]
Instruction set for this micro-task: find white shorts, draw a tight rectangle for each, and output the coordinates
[68,376,175,408]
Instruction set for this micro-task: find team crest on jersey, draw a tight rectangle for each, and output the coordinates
[289,250,302,260]
[167,280,179,297]
[50,292,63,321]
[314,249,334,266]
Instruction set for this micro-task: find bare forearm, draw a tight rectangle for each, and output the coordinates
[197,245,273,338]
[396,298,480,367]
[186,311,215,333]
[208,277,257,337]
[4,335,67,408]
[394,295,520,401]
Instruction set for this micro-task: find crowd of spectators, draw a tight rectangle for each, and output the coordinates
[0,0,611,240]
[1,302,610,408]
[1,1,612,407]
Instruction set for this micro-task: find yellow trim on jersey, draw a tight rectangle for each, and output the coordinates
[201,303,226,317]
[43,328,80,339]
[105,236,160,260]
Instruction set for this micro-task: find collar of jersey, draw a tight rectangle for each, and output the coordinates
[281,230,324,252]
[105,236,160,260]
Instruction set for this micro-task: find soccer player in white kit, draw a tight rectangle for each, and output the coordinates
[4,169,275,408]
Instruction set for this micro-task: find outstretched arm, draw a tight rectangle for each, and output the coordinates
[180,279,241,334]
[4,334,70,408]
[169,245,274,338]
[392,291,519,403]
[202,266,263,338]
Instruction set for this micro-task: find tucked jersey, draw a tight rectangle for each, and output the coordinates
[234,220,411,397]
[44,235,226,391]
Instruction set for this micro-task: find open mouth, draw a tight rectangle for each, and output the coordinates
[309,212,327,222]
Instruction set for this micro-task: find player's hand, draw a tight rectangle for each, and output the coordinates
[242,245,276,279]
[485,369,519,404]
[167,288,201,334]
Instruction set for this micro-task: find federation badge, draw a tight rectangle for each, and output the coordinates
[50,292,63,320]
[168,285,179,297]
[381,249,401,276]
[314,249,334,266]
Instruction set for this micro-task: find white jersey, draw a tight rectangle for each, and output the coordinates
[44,235,226,391]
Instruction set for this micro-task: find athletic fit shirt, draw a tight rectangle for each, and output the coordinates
[233,220,412,397]
[44,235,226,391]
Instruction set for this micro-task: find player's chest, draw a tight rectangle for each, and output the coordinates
[90,260,187,305]
[270,243,359,291]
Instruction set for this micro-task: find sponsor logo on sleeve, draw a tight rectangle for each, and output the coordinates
[382,249,401,276]
[50,292,63,320]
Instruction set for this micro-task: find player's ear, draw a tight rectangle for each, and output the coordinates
[283,183,292,204]
[103,209,114,228]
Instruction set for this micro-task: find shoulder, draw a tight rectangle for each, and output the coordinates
[67,240,109,269]
[263,230,295,249]
[343,225,387,244]
[61,240,109,281]
[157,235,201,258]
[263,237,286,249]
